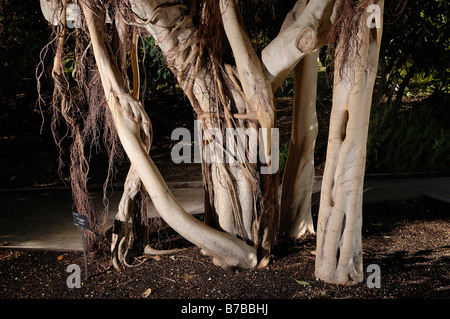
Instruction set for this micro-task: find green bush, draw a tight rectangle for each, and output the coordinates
[367,93,450,175]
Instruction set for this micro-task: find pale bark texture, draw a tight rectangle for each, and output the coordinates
[39,0,384,286]
[261,0,334,90]
[315,1,384,285]
[80,2,258,269]
[126,0,279,268]
[280,49,319,238]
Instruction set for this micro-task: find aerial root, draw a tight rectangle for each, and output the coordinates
[112,225,185,270]
[144,245,185,255]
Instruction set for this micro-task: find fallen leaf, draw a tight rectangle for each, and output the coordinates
[151,255,161,261]
[180,274,196,282]
[294,279,311,287]
[142,288,152,298]
[371,222,383,226]
[57,255,64,261]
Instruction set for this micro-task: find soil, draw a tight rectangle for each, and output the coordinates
[1,196,449,302]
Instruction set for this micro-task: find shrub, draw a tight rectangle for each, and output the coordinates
[367,93,450,175]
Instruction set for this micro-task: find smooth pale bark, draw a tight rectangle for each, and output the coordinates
[41,0,385,282]
[39,0,61,26]
[111,24,150,268]
[129,1,253,243]
[128,0,254,254]
[315,1,384,286]
[129,0,281,267]
[39,0,331,255]
[219,0,279,268]
[128,0,211,111]
[280,49,319,238]
[39,0,334,269]
[220,0,276,159]
[261,0,334,91]
[81,2,258,269]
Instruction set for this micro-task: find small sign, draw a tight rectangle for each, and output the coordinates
[73,212,90,230]
[72,211,90,280]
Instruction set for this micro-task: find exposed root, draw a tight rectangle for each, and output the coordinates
[144,245,185,255]
[112,224,186,270]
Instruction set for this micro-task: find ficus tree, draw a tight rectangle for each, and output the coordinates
[39,0,384,286]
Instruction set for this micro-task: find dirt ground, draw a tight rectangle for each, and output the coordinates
[1,196,449,302]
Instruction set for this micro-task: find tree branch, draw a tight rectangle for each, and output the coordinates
[261,0,335,91]
[220,0,275,161]
[81,0,258,269]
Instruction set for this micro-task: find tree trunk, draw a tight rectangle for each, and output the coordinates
[71,0,332,269]
[280,49,319,238]
[126,0,283,268]
[315,1,384,286]
[81,1,259,269]
[40,0,384,283]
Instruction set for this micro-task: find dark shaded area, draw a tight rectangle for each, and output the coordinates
[0,0,58,188]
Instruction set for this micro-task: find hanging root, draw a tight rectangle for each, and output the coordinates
[111,186,185,270]
[76,1,259,270]
[110,163,186,270]
[112,221,184,270]
[144,245,185,256]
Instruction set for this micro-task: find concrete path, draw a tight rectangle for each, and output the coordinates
[361,176,450,204]
[0,177,448,251]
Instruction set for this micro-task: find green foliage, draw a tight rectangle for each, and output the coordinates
[275,52,332,114]
[250,30,271,53]
[140,36,175,93]
[275,71,295,98]
[367,93,450,175]
[377,0,450,103]
[294,279,311,287]
[64,52,76,74]
[239,0,298,48]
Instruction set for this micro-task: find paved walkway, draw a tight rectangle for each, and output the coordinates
[0,177,448,251]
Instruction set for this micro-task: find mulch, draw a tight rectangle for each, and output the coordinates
[1,196,448,302]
